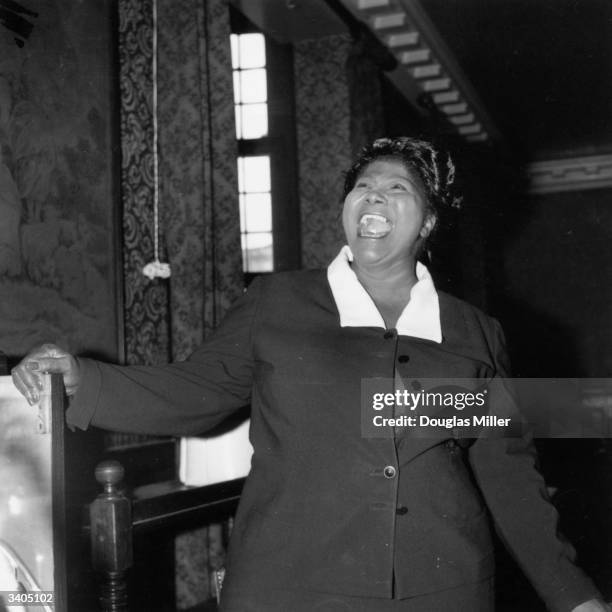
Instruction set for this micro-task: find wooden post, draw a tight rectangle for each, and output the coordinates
[90,460,132,612]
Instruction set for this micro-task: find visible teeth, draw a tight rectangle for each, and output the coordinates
[358,213,392,238]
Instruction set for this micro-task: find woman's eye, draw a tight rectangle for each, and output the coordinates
[391,183,408,191]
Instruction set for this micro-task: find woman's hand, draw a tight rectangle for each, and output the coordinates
[11,343,80,404]
[571,599,612,612]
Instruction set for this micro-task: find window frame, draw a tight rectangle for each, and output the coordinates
[230,7,301,280]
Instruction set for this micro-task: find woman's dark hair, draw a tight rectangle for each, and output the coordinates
[342,137,463,221]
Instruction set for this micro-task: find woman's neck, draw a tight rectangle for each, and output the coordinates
[351,257,418,295]
[351,258,418,328]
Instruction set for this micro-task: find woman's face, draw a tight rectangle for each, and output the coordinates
[342,158,435,270]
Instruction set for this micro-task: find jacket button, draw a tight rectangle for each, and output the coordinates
[396,506,408,515]
[446,439,457,450]
[383,329,396,339]
[383,465,396,479]
[397,354,409,363]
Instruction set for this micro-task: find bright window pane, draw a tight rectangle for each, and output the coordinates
[239,194,246,232]
[240,104,268,139]
[233,71,241,104]
[238,33,266,69]
[239,69,267,103]
[232,31,272,274]
[230,34,239,69]
[242,232,273,272]
[237,157,244,192]
[234,105,242,139]
[244,193,272,232]
[241,156,270,192]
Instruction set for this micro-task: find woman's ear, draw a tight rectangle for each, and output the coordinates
[420,215,437,239]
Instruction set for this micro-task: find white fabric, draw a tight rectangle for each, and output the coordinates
[327,245,442,342]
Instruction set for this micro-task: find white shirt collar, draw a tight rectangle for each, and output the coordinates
[326,245,442,342]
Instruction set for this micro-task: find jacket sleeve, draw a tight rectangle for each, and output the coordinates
[65,277,264,437]
[468,319,601,612]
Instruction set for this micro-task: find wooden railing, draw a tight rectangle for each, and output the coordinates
[89,460,243,611]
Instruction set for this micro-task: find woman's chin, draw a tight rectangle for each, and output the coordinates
[349,237,419,271]
[350,238,394,265]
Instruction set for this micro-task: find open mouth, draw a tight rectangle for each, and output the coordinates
[358,213,393,238]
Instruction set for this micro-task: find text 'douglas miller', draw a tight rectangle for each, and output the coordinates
[360,378,612,439]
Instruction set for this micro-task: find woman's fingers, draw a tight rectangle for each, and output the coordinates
[11,366,38,405]
[30,355,74,374]
[33,354,80,395]
[11,344,80,404]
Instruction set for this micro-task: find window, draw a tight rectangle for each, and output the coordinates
[231,32,273,272]
[230,9,300,277]
[231,33,268,140]
[237,155,273,272]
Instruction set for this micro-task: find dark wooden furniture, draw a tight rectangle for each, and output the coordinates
[89,458,244,611]
[56,376,106,612]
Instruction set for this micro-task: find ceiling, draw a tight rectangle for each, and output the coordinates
[417,0,612,160]
[232,0,612,164]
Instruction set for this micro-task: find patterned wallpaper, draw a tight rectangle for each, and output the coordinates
[118,0,241,607]
[119,0,170,366]
[294,33,387,269]
[294,34,353,269]
[119,0,242,364]
[158,0,243,361]
[347,33,387,157]
[156,0,241,607]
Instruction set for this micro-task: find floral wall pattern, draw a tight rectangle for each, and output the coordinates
[118,0,241,607]
[347,33,387,157]
[294,33,387,270]
[119,0,242,362]
[294,34,353,270]
[158,0,243,360]
[119,0,170,367]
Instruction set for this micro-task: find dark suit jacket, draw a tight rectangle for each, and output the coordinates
[68,270,598,611]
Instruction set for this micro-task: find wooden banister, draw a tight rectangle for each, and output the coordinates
[89,459,244,611]
[90,460,132,612]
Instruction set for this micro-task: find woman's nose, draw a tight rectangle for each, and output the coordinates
[365,189,386,204]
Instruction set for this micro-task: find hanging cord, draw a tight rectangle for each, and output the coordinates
[143,0,171,280]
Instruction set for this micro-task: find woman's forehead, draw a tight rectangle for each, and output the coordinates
[362,157,403,171]
[358,157,422,186]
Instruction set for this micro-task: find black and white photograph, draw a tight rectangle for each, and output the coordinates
[2,0,612,610]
